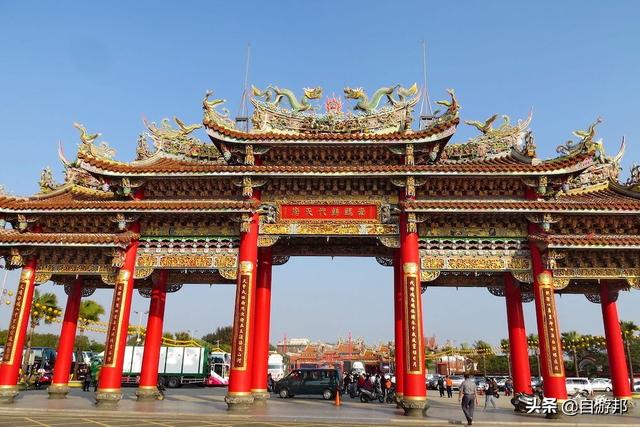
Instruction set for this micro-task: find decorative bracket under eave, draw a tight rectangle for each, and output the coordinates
[525,214,562,232]
[115,177,144,198]
[109,213,140,231]
[390,176,428,198]
[10,214,40,232]
[234,177,268,198]
[257,204,278,224]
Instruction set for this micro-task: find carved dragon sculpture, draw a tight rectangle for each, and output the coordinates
[556,117,603,157]
[465,114,511,134]
[343,84,418,114]
[145,116,201,141]
[252,85,322,112]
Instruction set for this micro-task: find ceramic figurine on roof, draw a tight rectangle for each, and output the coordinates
[252,86,323,112]
[556,117,604,158]
[73,122,116,160]
[343,84,418,114]
[442,112,532,161]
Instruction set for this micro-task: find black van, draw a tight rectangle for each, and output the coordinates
[274,368,341,400]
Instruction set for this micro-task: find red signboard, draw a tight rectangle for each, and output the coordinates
[280,204,377,221]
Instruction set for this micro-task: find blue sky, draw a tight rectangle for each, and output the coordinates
[0,1,639,347]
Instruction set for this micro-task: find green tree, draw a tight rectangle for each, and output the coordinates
[201,326,233,347]
[77,300,105,351]
[78,300,105,334]
[174,331,192,341]
[561,330,582,377]
[620,320,640,376]
[23,290,60,373]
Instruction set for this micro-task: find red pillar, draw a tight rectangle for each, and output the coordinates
[0,258,37,403]
[226,192,260,410]
[250,247,273,402]
[136,270,168,400]
[399,201,427,417]
[599,283,631,399]
[393,250,405,402]
[48,276,84,398]
[504,273,532,394]
[96,222,140,406]
[529,234,567,402]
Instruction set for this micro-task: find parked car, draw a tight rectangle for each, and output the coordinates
[475,378,487,394]
[495,377,507,391]
[589,378,612,392]
[428,375,443,390]
[449,375,465,390]
[565,377,593,396]
[274,368,341,400]
[633,379,640,393]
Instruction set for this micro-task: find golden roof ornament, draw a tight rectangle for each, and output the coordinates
[73,122,115,160]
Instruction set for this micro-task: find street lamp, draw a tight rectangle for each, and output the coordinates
[133,310,149,345]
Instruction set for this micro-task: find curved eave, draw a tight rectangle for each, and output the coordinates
[529,234,640,250]
[0,230,139,248]
[204,116,460,145]
[403,200,640,214]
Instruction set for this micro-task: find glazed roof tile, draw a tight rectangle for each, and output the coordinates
[204,115,460,143]
[403,190,640,213]
[0,192,254,213]
[77,150,592,176]
[529,233,640,248]
[0,230,138,246]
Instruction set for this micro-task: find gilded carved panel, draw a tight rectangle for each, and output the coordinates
[136,253,237,270]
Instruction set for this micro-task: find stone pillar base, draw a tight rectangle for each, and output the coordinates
[0,386,19,404]
[95,389,123,407]
[225,393,254,411]
[401,398,428,417]
[251,389,270,404]
[136,386,163,401]
[395,393,404,408]
[47,383,70,399]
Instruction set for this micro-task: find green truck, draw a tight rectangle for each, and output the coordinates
[121,345,210,388]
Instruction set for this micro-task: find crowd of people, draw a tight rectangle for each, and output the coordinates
[342,371,394,402]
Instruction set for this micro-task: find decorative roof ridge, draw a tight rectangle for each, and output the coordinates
[0,229,140,247]
[442,112,533,162]
[610,178,640,200]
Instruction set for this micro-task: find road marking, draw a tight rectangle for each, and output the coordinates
[24,418,52,427]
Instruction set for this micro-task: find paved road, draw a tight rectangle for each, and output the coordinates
[0,386,636,426]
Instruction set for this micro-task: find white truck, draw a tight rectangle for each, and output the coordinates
[268,353,285,381]
[121,345,210,388]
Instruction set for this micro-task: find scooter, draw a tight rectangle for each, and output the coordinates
[511,386,544,413]
[385,385,396,404]
[348,382,361,399]
[360,385,385,403]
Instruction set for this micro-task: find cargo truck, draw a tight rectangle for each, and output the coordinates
[121,345,210,388]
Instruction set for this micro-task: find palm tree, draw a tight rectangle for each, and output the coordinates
[77,300,105,352]
[78,300,105,334]
[620,320,639,387]
[528,333,541,377]
[23,290,60,376]
[561,330,582,377]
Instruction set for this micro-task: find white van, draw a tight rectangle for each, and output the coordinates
[565,377,593,396]
[352,361,366,375]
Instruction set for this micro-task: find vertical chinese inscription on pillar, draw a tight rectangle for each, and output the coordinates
[539,284,564,377]
[232,261,253,371]
[104,269,130,367]
[1,269,32,364]
[403,262,423,374]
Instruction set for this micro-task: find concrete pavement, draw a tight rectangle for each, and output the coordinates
[0,386,636,426]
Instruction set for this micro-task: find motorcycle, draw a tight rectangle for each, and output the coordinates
[348,382,361,399]
[385,385,396,404]
[511,386,544,413]
[360,385,385,403]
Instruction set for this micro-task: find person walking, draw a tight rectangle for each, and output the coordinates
[484,377,497,410]
[458,374,478,426]
[82,370,92,392]
[445,375,453,398]
[504,377,513,396]
[437,376,445,397]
